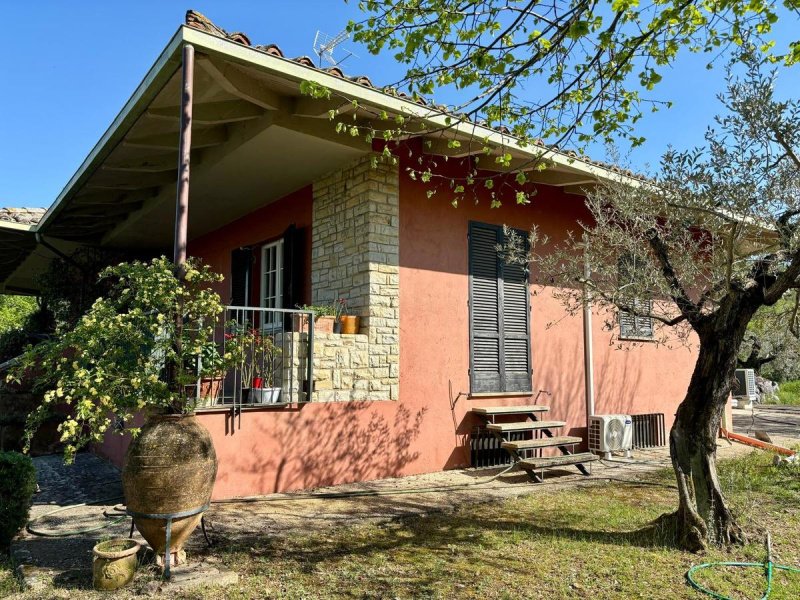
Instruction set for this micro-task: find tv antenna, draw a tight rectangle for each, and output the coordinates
[313,29,356,67]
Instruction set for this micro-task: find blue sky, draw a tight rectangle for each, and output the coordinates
[1,2,798,208]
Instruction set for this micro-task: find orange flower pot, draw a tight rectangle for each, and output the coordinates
[340,315,360,334]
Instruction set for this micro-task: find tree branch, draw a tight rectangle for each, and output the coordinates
[646,227,700,323]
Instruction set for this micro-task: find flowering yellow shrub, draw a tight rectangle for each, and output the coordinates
[11,257,229,463]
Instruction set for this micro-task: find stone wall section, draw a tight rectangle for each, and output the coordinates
[310,156,400,401]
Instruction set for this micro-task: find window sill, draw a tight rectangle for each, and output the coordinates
[618,335,656,343]
[468,391,533,399]
[195,402,304,413]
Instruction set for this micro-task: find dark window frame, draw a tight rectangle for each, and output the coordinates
[468,221,533,394]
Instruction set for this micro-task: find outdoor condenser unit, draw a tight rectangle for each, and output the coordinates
[733,368,758,409]
[588,415,633,459]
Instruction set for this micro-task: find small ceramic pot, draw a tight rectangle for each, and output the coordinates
[340,316,360,334]
[92,538,140,591]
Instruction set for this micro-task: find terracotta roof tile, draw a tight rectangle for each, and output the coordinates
[0,207,45,226]
[295,56,319,68]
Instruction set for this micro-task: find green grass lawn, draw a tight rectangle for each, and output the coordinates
[2,451,799,599]
[772,380,800,406]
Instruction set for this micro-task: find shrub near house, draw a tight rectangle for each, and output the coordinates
[0,451,36,549]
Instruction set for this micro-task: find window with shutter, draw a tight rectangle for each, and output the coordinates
[618,254,654,340]
[469,222,532,393]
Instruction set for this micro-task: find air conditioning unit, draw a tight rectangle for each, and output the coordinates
[589,415,633,459]
[733,369,757,409]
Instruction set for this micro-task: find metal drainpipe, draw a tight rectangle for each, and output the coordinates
[582,243,596,429]
[173,44,194,277]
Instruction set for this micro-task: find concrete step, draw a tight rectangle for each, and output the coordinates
[472,405,549,416]
[517,452,599,471]
[502,436,583,451]
[486,421,565,433]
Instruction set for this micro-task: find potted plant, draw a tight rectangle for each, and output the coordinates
[334,298,361,334]
[250,332,281,404]
[331,298,347,334]
[185,340,226,409]
[14,257,232,569]
[226,327,282,404]
[296,304,337,333]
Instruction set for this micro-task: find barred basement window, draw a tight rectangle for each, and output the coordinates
[468,222,532,393]
[618,254,654,340]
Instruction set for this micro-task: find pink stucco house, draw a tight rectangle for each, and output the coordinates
[0,13,705,499]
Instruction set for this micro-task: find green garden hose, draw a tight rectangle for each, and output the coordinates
[686,534,800,600]
[25,495,126,537]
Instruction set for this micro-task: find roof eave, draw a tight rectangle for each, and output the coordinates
[0,221,38,234]
[38,23,643,239]
[183,26,641,187]
[38,27,187,232]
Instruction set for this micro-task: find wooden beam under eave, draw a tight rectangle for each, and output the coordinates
[86,169,179,190]
[196,54,285,111]
[475,155,549,173]
[562,183,596,196]
[47,217,131,240]
[103,158,177,173]
[123,126,227,150]
[527,170,598,187]
[104,112,277,246]
[422,136,493,159]
[59,203,144,219]
[272,113,372,152]
[146,99,266,125]
[291,96,358,119]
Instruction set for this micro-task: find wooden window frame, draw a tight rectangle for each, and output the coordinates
[260,239,284,327]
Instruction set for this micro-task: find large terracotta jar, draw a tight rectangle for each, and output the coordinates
[122,414,217,566]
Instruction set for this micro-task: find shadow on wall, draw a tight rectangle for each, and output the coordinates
[215,402,427,494]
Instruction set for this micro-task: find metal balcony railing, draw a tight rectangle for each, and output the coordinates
[188,306,314,413]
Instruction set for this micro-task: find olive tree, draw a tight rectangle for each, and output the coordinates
[738,293,800,380]
[502,53,800,550]
[351,0,799,149]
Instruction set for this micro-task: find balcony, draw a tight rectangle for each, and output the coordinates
[188,306,315,412]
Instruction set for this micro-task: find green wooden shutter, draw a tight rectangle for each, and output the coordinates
[282,224,306,309]
[230,247,253,307]
[502,246,532,392]
[281,224,306,329]
[469,222,532,393]
[469,223,502,392]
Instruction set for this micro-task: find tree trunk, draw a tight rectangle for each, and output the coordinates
[670,318,751,551]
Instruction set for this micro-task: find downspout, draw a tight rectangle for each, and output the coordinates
[582,240,595,429]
